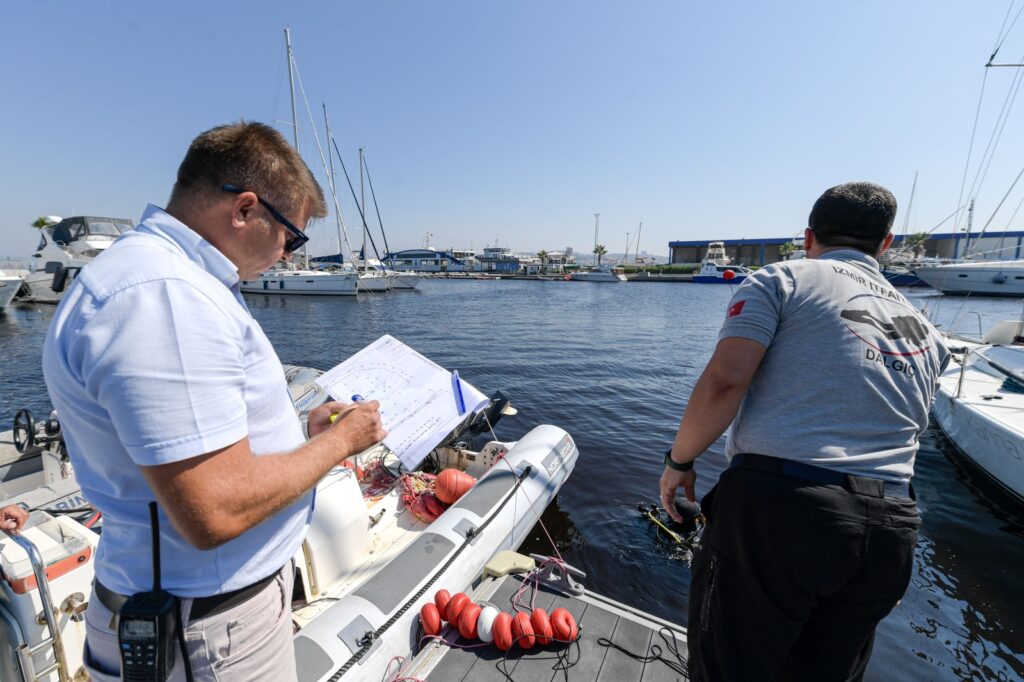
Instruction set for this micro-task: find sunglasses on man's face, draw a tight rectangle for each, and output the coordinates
[222,184,309,254]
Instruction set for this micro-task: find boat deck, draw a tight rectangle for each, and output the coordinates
[407,572,688,681]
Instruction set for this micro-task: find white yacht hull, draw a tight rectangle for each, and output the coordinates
[914,261,1024,297]
[241,271,359,295]
[0,276,23,310]
[931,348,1024,502]
[570,271,626,282]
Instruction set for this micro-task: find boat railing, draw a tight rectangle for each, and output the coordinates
[1,529,71,682]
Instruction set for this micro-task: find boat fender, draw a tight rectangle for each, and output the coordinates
[448,593,471,625]
[492,612,514,651]
[436,469,476,505]
[458,603,482,640]
[550,607,578,642]
[435,589,452,621]
[476,606,500,643]
[419,603,442,637]
[512,611,535,649]
[530,608,553,645]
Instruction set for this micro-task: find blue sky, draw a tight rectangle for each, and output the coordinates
[3,1,1023,260]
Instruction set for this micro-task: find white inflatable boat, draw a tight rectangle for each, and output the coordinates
[0,367,578,681]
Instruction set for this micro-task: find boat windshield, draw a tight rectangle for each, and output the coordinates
[86,220,127,237]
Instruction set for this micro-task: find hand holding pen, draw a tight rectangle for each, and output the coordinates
[307,396,386,450]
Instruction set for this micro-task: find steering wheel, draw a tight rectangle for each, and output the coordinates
[13,409,35,453]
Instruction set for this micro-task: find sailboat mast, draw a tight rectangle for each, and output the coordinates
[359,147,366,267]
[593,213,600,260]
[635,222,643,265]
[323,105,347,264]
[284,27,308,268]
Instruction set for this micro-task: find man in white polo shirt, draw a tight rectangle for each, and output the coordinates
[43,121,386,681]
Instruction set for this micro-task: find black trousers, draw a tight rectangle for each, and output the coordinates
[687,463,920,681]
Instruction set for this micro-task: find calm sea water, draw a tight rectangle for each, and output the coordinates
[2,280,1022,681]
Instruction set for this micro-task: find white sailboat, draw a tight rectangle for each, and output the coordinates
[242,29,360,298]
[570,213,627,282]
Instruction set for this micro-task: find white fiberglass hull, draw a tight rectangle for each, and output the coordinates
[294,424,577,682]
[931,348,1024,501]
[0,276,23,310]
[571,272,626,282]
[241,271,359,296]
[914,261,1024,297]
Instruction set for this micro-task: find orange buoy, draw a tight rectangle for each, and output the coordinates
[530,608,553,645]
[435,590,452,621]
[448,592,471,625]
[420,603,441,637]
[458,603,482,640]
[492,612,514,651]
[511,611,535,649]
[550,607,578,642]
[436,469,476,505]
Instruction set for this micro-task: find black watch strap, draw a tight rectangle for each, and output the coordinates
[664,448,694,472]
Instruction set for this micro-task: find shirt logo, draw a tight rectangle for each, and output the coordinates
[727,300,746,318]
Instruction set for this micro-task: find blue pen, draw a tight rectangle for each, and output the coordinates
[452,371,467,415]
[330,395,367,423]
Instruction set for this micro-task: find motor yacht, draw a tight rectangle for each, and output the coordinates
[23,217,132,303]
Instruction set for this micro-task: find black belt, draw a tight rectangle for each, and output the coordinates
[94,568,280,623]
[730,453,912,500]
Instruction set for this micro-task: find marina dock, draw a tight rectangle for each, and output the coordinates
[407,571,688,681]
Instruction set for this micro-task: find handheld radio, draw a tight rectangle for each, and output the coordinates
[117,502,179,681]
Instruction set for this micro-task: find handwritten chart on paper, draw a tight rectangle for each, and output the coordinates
[315,335,489,470]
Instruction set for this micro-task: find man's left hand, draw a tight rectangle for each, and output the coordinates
[660,467,697,522]
[0,505,29,534]
[306,401,350,439]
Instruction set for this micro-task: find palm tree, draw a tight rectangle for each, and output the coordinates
[593,244,607,265]
[536,250,549,274]
[905,232,929,260]
[31,216,56,228]
[779,242,795,260]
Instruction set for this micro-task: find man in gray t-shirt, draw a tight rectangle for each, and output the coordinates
[659,182,949,681]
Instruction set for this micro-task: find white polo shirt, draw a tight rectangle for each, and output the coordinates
[42,205,310,597]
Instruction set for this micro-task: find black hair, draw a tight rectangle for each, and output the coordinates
[808,182,896,254]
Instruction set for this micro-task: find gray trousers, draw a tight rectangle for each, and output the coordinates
[83,563,297,682]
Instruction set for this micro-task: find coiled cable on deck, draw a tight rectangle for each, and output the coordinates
[597,626,689,678]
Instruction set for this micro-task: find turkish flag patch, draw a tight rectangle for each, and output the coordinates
[727,300,746,318]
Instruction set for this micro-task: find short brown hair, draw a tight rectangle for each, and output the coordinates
[168,121,327,220]
[808,182,896,254]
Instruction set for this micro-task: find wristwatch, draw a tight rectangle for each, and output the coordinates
[664,447,694,472]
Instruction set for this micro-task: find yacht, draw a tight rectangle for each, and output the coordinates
[931,320,1024,502]
[23,216,132,303]
[241,265,360,296]
[570,263,627,282]
[913,260,1024,297]
[692,241,753,283]
[0,272,25,311]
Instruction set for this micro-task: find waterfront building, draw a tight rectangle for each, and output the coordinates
[383,248,474,273]
[477,246,520,273]
[668,230,1024,266]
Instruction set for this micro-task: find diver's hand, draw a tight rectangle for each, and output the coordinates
[659,467,697,522]
[0,505,29,534]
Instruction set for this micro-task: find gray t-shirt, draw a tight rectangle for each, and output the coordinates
[719,249,950,483]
